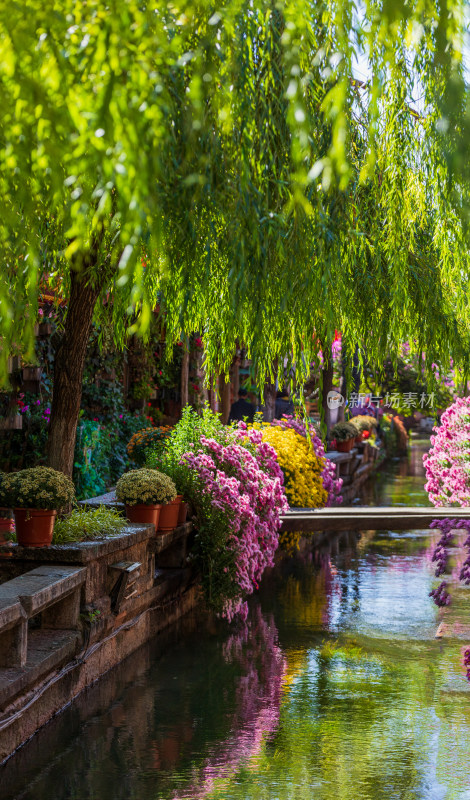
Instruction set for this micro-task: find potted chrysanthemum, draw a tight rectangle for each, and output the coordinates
[331,421,357,453]
[115,468,177,532]
[3,467,75,547]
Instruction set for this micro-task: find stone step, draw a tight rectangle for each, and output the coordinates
[0,566,86,671]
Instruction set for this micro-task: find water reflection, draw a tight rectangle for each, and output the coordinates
[3,436,470,800]
[0,608,285,800]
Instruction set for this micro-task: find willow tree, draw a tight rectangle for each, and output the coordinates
[1,0,470,474]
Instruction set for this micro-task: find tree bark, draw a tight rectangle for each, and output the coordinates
[46,271,103,476]
[180,339,189,411]
[219,372,231,424]
[320,342,334,435]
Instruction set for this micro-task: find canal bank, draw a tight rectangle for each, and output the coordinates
[2,435,470,800]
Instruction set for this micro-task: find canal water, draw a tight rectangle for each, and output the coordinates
[2,435,470,800]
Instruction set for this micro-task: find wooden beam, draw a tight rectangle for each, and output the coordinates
[281,506,470,532]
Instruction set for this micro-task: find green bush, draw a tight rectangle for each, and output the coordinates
[126,426,172,467]
[145,406,226,497]
[73,412,148,500]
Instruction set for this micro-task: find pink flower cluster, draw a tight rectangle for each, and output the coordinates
[271,415,342,505]
[424,397,470,505]
[429,518,470,680]
[182,427,288,620]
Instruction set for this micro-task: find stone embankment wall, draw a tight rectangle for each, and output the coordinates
[326,440,385,504]
[0,522,198,764]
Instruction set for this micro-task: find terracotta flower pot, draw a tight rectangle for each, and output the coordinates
[14,508,57,547]
[125,503,161,532]
[355,434,363,444]
[336,439,354,453]
[158,496,182,532]
[178,500,189,525]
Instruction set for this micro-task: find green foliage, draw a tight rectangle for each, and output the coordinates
[146,405,228,496]
[1,0,470,393]
[3,467,75,510]
[380,414,409,456]
[0,471,10,512]
[73,412,148,500]
[331,421,357,442]
[127,426,172,467]
[115,468,177,506]
[53,506,126,544]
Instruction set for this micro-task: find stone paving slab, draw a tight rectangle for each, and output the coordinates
[0,566,86,617]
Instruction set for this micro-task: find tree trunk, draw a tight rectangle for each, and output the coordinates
[320,342,334,436]
[219,372,231,424]
[46,271,103,476]
[180,339,189,411]
[209,375,218,413]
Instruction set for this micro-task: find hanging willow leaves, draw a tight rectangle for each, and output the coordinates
[1,0,470,391]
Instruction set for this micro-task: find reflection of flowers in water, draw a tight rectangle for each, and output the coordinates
[173,606,286,799]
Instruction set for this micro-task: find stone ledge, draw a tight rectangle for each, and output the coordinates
[0,524,155,564]
[0,629,81,710]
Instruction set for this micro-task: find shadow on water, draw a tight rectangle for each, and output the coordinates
[2,434,470,800]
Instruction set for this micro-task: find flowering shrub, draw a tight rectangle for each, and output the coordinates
[115,468,176,506]
[169,407,287,620]
[126,426,172,467]
[331,421,357,443]
[257,425,327,509]
[271,415,342,506]
[424,397,470,506]
[351,415,378,433]
[3,467,75,510]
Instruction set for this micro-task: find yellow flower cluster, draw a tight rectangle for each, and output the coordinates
[115,468,176,506]
[3,467,75,510]
[259,426,328,509]
[278,530,302,553]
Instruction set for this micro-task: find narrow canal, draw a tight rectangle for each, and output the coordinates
[2,435,470,800]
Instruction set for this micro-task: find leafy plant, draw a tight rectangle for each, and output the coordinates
[127,426,172,467]
[115,468,177,506]
[0,471,12,517]
[331,422,357,442]
[3,467,75,510]
[53,506,127,544]
[146,406,228,497]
